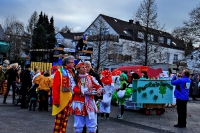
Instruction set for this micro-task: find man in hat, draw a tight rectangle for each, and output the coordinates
[71,62,102,133]
[52,55,76,133]
[20,64,32,108]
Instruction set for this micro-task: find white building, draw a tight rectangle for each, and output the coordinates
[83,14,185,70]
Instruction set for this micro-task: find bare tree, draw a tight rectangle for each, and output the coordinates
[3,15,25,63]
[26,11,38,35]
[133,0,165,65]
[60,25,72,33]
[86,17,118,70]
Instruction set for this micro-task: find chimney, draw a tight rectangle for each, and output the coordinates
[129,19,133,24]
[135,21,140,26]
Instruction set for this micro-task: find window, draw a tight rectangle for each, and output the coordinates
[101,28,109,35]
[191,55,193,59]
[154,48,157,52]
[138,31,144,39]
[158,36,164,43]
[115,45,122,54]
[166,53,170,62]
[167,38,171,45]
[89,29,93,35]
[147,34,154,41]
[173,54,178,62]
[56,34,62,40]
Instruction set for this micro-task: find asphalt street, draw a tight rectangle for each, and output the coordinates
[0,95,200,133]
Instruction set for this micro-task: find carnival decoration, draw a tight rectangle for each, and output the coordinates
[111,69,121,76]
[147,68,162,79]
[101,69,112,78]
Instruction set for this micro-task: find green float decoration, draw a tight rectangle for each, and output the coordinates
[142,92,147,98]
[154,95,158,102]
[150,90,154,94]
[136,82,173,93]
[159,86,166,98]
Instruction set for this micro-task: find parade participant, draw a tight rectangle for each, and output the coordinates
[52,55,76,133]
[100,70,115,120]
[3,63,19,104]
[1,60,10,97]
[20,64,32,109]
[71,62,102,133]
[85,61,103,133]
[112,73,132,119]
[35,70,52,112]
[171,69,191,128]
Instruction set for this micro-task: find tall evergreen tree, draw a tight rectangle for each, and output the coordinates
[32,24,47,49]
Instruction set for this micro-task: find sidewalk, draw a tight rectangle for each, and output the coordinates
[0,94,200,133]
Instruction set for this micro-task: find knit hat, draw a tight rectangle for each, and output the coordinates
[120,73,128,81]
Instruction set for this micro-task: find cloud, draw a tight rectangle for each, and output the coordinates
[0,0,199,33]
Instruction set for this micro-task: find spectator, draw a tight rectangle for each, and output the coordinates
[35,70,52,112]
[3,63,20,104]
[20,64,32,109]
[171,69,191,128]
[190,72,199,100]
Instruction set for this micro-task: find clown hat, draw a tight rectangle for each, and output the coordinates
[101,77,112,85]
[112,69,121,76]
[76,62,85,69]
[101,69,112,77]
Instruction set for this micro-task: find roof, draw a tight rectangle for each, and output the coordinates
[58,32,84,40]
[98,14,184,50]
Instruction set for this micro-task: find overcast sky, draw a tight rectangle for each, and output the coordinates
[0,0,199,33]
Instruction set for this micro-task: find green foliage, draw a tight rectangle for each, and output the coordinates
[142,92,147,98]
[32,25,47,49]
[154,95,158,102]
[150,90,154,94]
[159,86,166,98]
[31,11,56,50]
[136,82,172,94]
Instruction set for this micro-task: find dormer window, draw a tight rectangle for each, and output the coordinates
[138,31,144,39]
[167,38,171,45]
[158,36,164,43]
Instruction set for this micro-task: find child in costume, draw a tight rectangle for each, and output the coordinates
[70,62,103,133]
[100,70,115,120]
[112,73,133,119]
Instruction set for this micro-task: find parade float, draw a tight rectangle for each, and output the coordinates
[112,67,174,115]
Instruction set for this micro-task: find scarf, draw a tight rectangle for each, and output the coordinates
[79,73,97,119]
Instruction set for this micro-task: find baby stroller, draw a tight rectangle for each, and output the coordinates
[13,82,30,107]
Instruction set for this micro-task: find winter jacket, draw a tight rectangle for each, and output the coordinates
[171,76,191,100]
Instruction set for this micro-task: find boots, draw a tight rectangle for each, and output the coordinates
[3,99,6,104]
[29,101,33,111]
